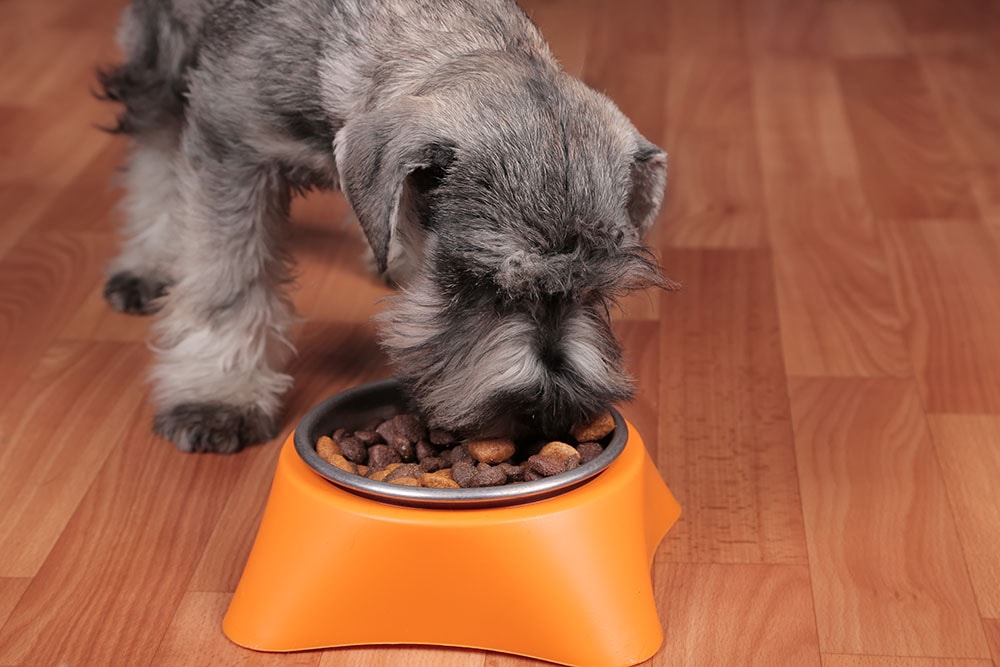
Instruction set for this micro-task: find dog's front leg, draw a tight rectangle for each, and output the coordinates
[149,130,295,454]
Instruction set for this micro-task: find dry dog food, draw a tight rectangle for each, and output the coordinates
[314,411,615,489]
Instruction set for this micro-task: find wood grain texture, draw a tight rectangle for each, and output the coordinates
[0,579,29,633]
[0,342,150,577]
[925,416,1000,617]
[152,593,322,667]
[321,647,487,667]
[789,378,990,658]
[612,320,660,461]
[0,411,251,666]
[650,563,822,666]
[826,1,908,58]
[837,57,977,219]
[744,0,828,56]
[753,58,911,377]
[4,0,1000,664]
[657,249,808,565]
[661,56,767,247]
[880,220,1000,413]
[985,619,1000,666]
[0,232,116,406]
[821,656,994,667]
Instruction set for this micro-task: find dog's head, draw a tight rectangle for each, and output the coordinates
[335,55,674,438]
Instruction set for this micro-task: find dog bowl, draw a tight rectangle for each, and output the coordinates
[294,378,628,508]
[224,378,681,667]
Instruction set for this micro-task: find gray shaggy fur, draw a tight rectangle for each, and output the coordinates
[98,0,674,453]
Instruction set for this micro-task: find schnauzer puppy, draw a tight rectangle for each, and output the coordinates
[98,0,673,453]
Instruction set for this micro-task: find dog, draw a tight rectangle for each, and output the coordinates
[97,0,674,454]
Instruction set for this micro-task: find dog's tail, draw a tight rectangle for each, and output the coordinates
[95,0,199,136]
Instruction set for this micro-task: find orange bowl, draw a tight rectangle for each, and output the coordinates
[223,379,681,667]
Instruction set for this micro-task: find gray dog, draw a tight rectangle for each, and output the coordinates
[97,0,673,454]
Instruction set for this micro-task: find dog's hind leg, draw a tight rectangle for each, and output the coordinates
[98,2,198,314]
[149,124,296,454]
[103,131,184,314]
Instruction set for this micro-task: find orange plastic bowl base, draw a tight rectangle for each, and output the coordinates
[223,420,680,667]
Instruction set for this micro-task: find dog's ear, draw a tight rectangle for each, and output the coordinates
[334,98,453,272]
[626,141,668,238]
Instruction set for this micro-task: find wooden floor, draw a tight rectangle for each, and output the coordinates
[3,0,1000,665]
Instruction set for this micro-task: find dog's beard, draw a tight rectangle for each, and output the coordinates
[376,273,633,439]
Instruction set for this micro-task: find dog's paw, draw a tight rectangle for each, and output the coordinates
[103,271,168,315]
[153,402,277,454]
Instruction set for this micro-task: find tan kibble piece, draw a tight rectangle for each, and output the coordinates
[357,465,369,476]
[571,410,615,442]
[466,438,517,464]
[419,472,461,488]
[389,477,420,486]
[327,454,357,474]
[539,441,581,463]
[316,435,342,462]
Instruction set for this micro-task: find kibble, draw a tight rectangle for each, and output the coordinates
[571,410,615,442]
[466,438,516,464]
[314,410,615,489]
[316,435,341,461]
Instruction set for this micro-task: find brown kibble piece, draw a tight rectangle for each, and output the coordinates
[527,454,564,477]
[367,444,402,471]
[499,462,525,482]
[467,438,516,464]
[450,444,473,464]
[419,472,461,488]
[316,435,342,462]
[353,429,382,446]
[338,435,368,464]
[577,441,604,464]
[415,439,437,461]
[451,460,476,488]
[571,410,615,442]
[375,419,412,460]
[524,468,545,481]
[389,477,420,486]
[470,463,507,487]
[377,414,426,448]
[539,441,581,464]
[384,463,421,482]
[419,456,446,473]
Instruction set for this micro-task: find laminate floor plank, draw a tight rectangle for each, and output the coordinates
[661,56,767,248]
[789,378,989,658]
[649,563,822,666]
[657,248,808,565]
[0,410,251,667]
[837,57,977,220]
[754,58,911,377]
[826,0,909,59]
[152,592,322,667]
[924,416,1000,618]
[821,656,994,667]
[880,220,1000,413]
[0,341,150,578]
[4,0,1000,664]
[0,232,117,407]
